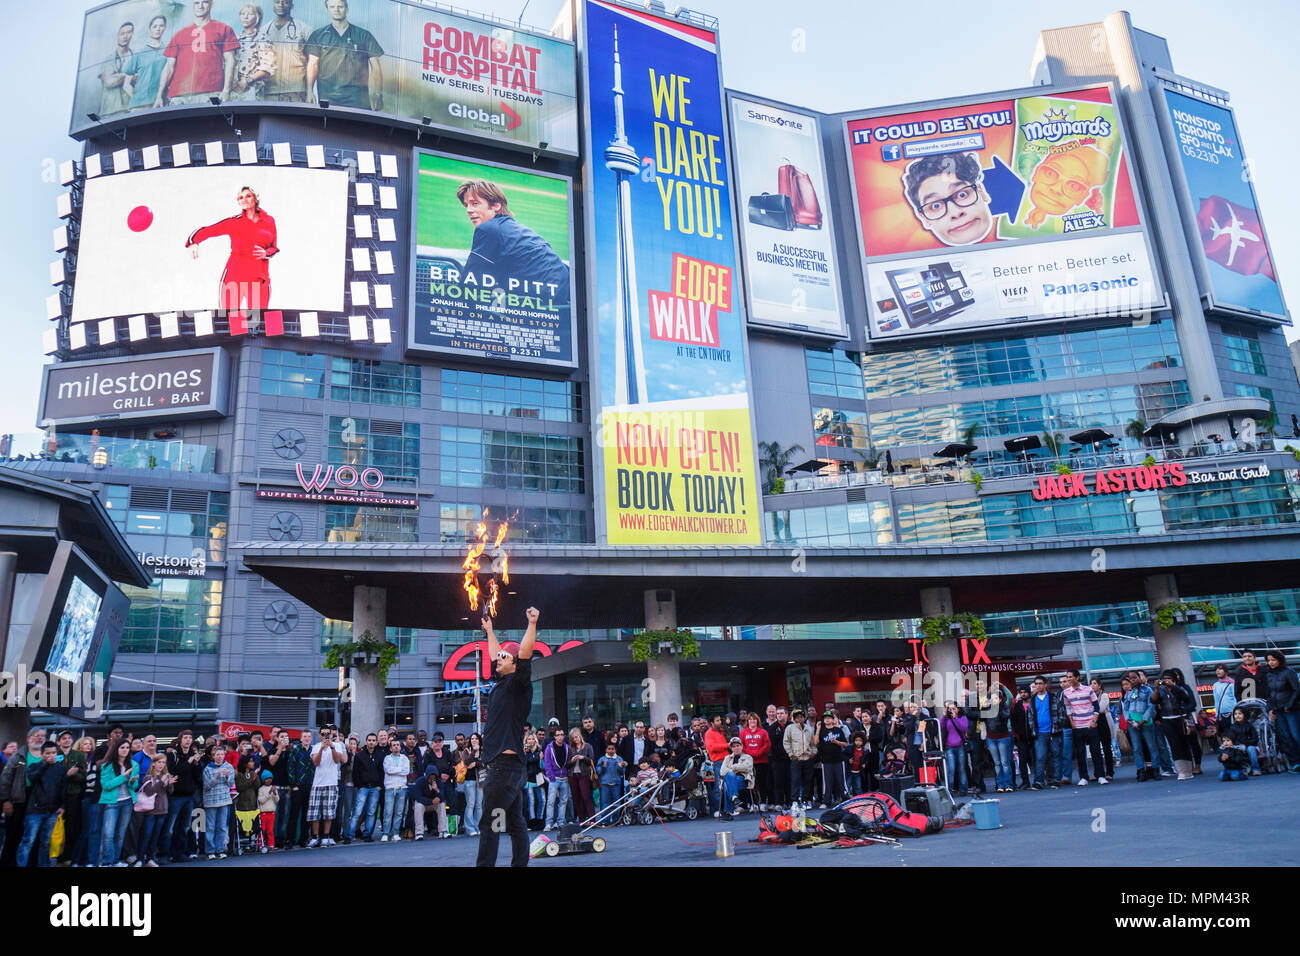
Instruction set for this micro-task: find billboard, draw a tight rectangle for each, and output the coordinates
[407,150,575,367]
[1157,87,1288,321]
[71,165,348,323]
[844,85,1163,340]
[729,94,845,337]
[38,348,230,426]
[580,0,760,546]
[71,0,578,154]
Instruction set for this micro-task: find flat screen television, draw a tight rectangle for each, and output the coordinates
[23,541,130,718]
[884,260,975,328]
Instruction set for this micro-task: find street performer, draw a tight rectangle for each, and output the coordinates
[476,605,539,867]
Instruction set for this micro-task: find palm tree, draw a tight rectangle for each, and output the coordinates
[757,440,805,493]
[961,422,983,446]
[1041,431,1065,457]
[1125,418,1147,442]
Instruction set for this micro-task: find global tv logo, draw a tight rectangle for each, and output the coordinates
[449,101,523,131]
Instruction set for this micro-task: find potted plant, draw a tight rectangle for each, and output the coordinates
[323,628,400,682]
[971,471,983,491]
[918,612,987,646]
[630,628,700,662]
[757,440,805,495]
[1151,601,1221,631]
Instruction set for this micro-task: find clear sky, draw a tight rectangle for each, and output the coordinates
[3,0,1297,437]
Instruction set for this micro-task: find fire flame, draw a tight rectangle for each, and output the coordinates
[462,509,511,617]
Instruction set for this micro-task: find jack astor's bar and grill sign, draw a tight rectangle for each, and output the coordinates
[1030,461,1272,501]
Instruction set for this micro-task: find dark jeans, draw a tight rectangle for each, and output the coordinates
[475,758,528,867]
[59,793,83,863]
[1160,719,1193,762]
[966,737,988,793]
[789,759,814,803]
[769,759,790,806]
[1,802,26,866]
[1072,725,1106,779]
[162,794,195,861]
[1013,737,1033,786]
[288,788,308,846]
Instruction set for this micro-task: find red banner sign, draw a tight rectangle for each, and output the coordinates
[441,639,585,681]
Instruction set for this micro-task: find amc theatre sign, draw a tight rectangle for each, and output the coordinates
[38,348,229,426]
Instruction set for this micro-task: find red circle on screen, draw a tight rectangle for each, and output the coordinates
[127,205,153,232]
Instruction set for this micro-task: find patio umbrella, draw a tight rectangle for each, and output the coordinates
[934,442,978,459]
[785,458,828,476]
[1068,428,1113,445]
[884,450,894,474]
[1003,435,1041,454]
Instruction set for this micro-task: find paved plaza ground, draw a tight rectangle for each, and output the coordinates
[178,769,1299,867]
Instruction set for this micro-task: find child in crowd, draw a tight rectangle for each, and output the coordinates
[879,747,908,778]
[257,770,278,851]
[595,742,626,826]
[1217,734,1251,782]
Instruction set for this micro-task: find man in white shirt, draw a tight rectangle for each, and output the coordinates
[307,722,345,847]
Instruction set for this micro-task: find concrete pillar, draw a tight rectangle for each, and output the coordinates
[920,586,961,708]
[349,585,387,738]
[644,589,682,728]
[1144,574,1197,686]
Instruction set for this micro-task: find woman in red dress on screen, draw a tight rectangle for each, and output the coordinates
[186,186,277,335]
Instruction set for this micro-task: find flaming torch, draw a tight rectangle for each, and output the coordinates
[462,509,511,618]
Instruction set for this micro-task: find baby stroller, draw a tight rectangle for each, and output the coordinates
[628,755,706,825]
[235,808,264,855]
[1233,699,1287,773]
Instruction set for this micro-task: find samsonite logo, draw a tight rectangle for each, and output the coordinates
[449,101,522,131]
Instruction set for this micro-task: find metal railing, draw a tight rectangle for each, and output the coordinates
[2,433,216,474]
[774,437,1288,494]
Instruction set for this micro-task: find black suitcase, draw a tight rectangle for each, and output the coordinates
[747,192,795,230]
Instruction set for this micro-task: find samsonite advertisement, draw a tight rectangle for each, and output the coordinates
[1157,87,1288,321]
[408,150,576,367]
[729,94,845,337]
[580,0,760,546]
[844,85,1163,340]
[71,0,579,154]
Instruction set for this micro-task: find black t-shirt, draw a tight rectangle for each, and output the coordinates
[817,725,849,762]
[481,657,532,765]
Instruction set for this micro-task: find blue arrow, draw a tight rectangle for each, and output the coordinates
[983,154,1026,223]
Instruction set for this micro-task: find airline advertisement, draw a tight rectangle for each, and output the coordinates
[580,0,760,545]
[844,85,1163,340]
[1158,87,1288,321]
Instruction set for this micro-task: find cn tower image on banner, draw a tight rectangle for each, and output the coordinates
[605,24,648,407]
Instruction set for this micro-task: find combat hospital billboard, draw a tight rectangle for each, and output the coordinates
[844,85,1163,340]
[729,95,846,337]
[70,0,579,154]
[407,151,575,367]
[1156,86,1289,322]
[578,0,760,546]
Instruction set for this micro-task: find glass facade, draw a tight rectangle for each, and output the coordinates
[119,578,223,654]
[438,503,588,543]
[324,504,419,543]
[767,500,894,545]
[439,426,584,493]
[806,348,865,401]
[320,619,418,654]
[860,322,1184,398]
[1223,333,1267,376]
[327,417,420,482]
[261,349,421,406]
[440,367,582,423]
[104,484,229,563]
[865,381,1192,450]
